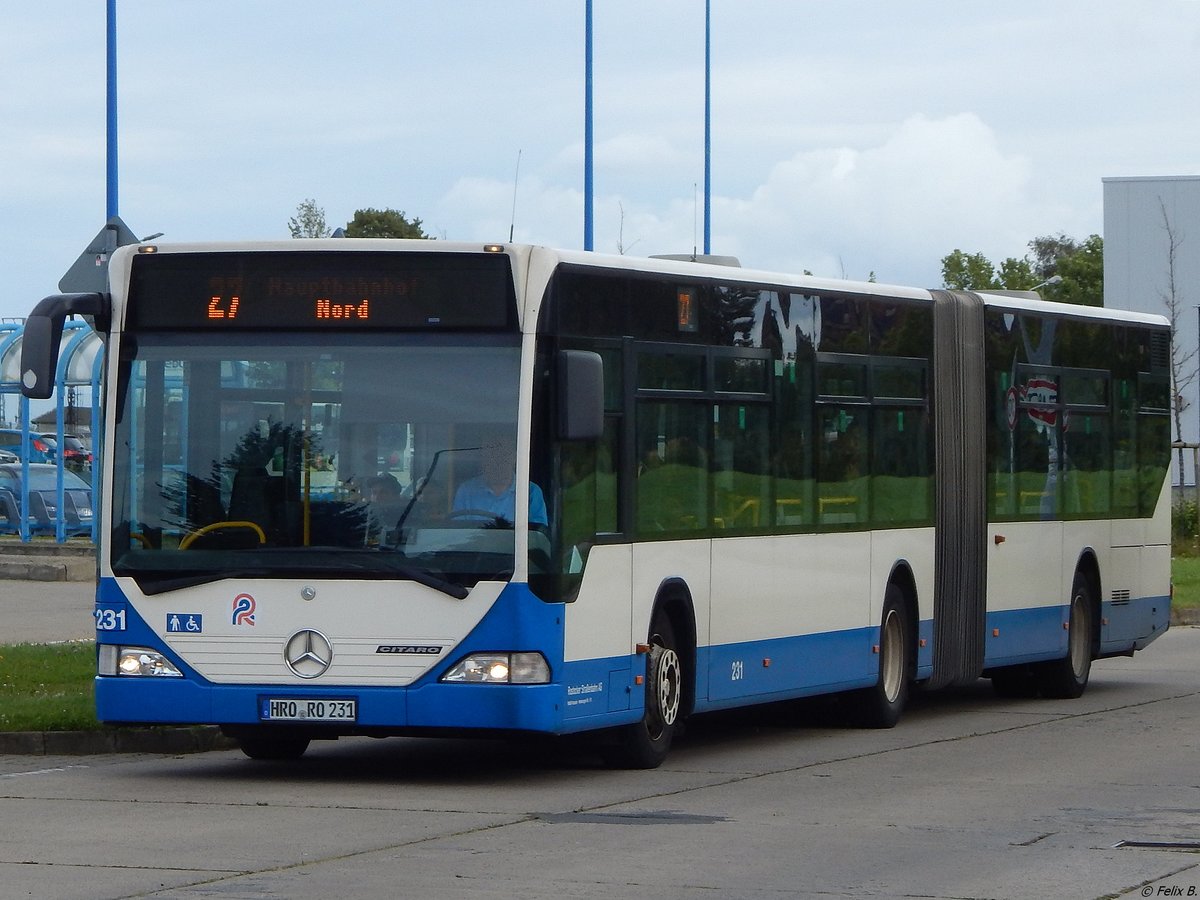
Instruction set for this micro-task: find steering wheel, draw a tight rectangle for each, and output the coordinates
[447,508,510,527]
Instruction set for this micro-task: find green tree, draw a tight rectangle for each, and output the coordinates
[344,208,430,239]
[996,256,1035,290]
[941,249,998,290]
[288,199,330,238]
[1028,233,1079,280]
[939,233,1103,305]
[1050,234,1103,307]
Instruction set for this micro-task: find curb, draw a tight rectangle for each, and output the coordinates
[0,558,94,581]
[0,541,96,582]
[1173,609,1200,626]
[0,726,236,756]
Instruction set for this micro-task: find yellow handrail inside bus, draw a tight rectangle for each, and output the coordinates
[179,521,267,550]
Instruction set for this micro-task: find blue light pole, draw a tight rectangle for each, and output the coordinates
[583,0,594,251]
[106,0,119,219]
[703,0,711,256]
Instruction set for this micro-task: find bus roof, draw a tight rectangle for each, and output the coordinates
[542,245,931,301]
[114,241,1171,331]
[975,289,1170,328]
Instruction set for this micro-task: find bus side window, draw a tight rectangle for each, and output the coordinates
[635,401,708,534]
[816,407,868,525]
[712,403,770,531]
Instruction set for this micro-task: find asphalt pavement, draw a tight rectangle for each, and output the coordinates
[0,578,95,644]
[5,629,1200,898]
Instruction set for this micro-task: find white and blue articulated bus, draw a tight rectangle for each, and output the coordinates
[22,241,1172,766]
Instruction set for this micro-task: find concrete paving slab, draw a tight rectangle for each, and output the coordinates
[0,579,95,644]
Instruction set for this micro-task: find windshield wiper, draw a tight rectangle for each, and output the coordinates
[358,556,469,599]
[128,569,273,596]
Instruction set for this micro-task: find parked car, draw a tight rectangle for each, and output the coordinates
[0,449,17,464]
[0,429,56,463]
[0,463,94,536]
[38,433,94,469]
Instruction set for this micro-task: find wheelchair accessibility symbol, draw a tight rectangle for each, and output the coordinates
[167,613,203,634]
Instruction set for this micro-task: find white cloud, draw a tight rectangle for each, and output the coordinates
[714,113,1042,284]
[433,111,1103,288]
[439,174,582,247]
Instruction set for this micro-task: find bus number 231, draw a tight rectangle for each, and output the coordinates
[95,609,127,631]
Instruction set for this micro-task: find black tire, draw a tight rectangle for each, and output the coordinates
[238,734,311,761]
[990,664,1040,698]
[604,613,685,769]
[851,585,911,728]
[1035,572,1095,699]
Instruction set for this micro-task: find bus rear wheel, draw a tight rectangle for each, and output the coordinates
[990,665,1040,698]
[604,613,683,769]
[1035,573,1095,699]
[851,585,911,728]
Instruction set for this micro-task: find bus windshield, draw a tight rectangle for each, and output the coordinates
[110,332,528,594]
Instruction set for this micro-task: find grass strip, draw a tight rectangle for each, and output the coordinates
[0,641,99,732]
[1171,555,1200,609]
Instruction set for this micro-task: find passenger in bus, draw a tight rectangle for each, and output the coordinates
[367,474,403,504]
[365,474,407,543]
[452,437,548,526]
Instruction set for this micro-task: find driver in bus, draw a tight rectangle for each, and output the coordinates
[452,436,548,527]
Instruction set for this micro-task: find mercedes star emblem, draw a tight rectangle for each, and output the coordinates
[283,629,333,679]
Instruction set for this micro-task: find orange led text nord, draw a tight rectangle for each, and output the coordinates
[316,298,370,319]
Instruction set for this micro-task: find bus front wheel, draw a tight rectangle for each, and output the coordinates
[604,613,684,769]
[228,729,311,761]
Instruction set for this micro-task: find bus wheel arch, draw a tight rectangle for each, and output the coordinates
[650,578,697,720]
[603,579,697,769]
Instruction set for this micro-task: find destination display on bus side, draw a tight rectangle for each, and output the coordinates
[125,250,517,330]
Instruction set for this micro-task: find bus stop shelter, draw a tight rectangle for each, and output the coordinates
[0,319,103,542]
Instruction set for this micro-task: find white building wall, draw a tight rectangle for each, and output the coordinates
[1103,175,1200,481]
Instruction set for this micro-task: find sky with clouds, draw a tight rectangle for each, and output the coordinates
[1,1,1198,322]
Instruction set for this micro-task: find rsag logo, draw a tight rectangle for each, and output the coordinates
[232,593,257,626]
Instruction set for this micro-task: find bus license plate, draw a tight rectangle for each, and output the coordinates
[262,698,357,722]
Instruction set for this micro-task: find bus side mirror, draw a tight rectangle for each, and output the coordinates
[20,293,110,399]
[557,350,604,441]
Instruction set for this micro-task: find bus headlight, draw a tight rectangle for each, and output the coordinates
[441,652,550,684]
[99,645,183,677]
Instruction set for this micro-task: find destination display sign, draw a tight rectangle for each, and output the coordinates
[125,250,516,331]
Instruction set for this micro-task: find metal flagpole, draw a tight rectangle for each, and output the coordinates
[107,0,119,219]
[584,0,594,251]
[703,0,712,256]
